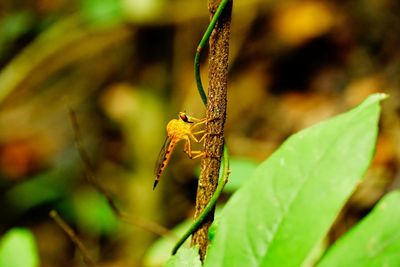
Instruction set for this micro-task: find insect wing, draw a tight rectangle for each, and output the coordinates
[154,135,172,176]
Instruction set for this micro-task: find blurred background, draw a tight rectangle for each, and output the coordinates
[0,0,400,266]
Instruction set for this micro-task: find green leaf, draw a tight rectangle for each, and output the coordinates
[317,191,400,267]
[80,0,123,25]
[144,219,192,267]
[165,247,201,267]
[223,158,258,193]
[72,188,118,235]
[302,237,328,267]
[0,11,34,57]
[0,228,40,267]
[5,170,68,215]
[145,207,223,266]
[204,94,386,267]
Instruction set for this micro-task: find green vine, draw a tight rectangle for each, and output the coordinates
[195,0,231,106]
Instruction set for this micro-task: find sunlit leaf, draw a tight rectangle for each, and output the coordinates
[317,191,400,267]
[122,0,165,22]
[223,158,258,193]
[165,247,201,267]
[0,228,39,267]
[204,94,385,267]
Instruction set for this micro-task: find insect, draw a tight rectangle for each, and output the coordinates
[153,112,207,190]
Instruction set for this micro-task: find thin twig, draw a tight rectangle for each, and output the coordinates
[68,109,175,239]
[49,210,97,267]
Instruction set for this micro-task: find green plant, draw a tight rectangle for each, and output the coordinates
[0,228,39,267]
[154,0,399,265]
[162,94,400,266]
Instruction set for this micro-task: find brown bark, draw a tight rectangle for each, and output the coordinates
[191,0,232,261]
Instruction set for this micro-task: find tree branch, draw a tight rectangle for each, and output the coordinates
[191,0,232,261]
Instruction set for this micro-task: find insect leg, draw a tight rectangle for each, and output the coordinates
[189,130,207,143]
[191,151,205,159]
[188,115,206,123]
[190,119,207,131]
[198,133,207,142]
[192,130,205,135]
[183,136,193,158]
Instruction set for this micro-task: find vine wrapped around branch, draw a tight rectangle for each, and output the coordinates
[191,0,232,261]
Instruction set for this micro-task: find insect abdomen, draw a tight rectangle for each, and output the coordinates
[153,141,176,190]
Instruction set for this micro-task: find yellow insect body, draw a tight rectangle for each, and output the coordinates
[167,118,193,140]
[153,113,206,189]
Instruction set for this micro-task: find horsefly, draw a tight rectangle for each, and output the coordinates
[153,112,206,190]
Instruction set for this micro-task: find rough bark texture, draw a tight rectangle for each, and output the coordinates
[191,0,232,261]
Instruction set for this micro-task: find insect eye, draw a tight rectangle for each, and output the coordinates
[179,113,189,122]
